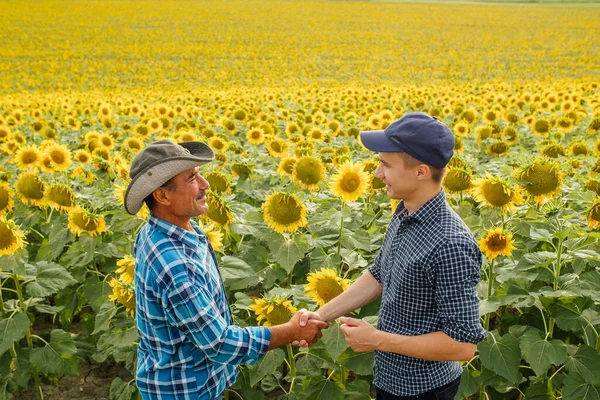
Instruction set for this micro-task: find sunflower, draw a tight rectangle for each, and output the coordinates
[569,142,589,156]
[541,143,565,158]
[204,171,232,195]
[45,184,75,212]
[305,267,351,307]
[115,255,135,285]
[292,156,326,191]
[503,126,518,144]
[209,137,228,153]
[266,138,289,158]
[0,126,11,141]
[586,180,600,196]
[246,127,265,145]
[361,159,385,191]
[475,126,492,143]
[262,192,308,234]
[71,166,95,184]
[308,127,326,143]
[108,278,136,317]
[123,137,143,154]
[199,221,224,252]
[0,182,14,216]
[0,216,27,256]
[249,297,297,326]
[594,139,600,156]
[479,227,516,260]
[453,122,470,137]
[73,149,92,164]
[44,142,72,172]
[488,141,510,157]
[443,168,472,193]
[533,118,551,136]
[471,173,524,213]
[231,162,253,178]
[203,190,234,230]
[67,206,107,237]
[285,122,301,136]
[516,159,562,204]
[330,161,369,202]
[92,147,111,171]
[15,172,46,207]
[14,145,41,170]
[588,199,600,230]
[277,156,297,177]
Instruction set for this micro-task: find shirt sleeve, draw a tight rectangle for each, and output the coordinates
[367,247,384,284]
[431,238,488,344]
[161,261,271,366]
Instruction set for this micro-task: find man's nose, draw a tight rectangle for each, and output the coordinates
[198,174,210,190]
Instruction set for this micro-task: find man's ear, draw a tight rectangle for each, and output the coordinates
[153,188,171,206]
[416,164,430,180]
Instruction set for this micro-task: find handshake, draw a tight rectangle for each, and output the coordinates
[282,309,328,347]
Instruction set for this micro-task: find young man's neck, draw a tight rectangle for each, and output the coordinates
[401,184,443,215]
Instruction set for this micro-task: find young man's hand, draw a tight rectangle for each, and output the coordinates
[292,309,327,347]
[289,311,328,345]
[340,317,381,352]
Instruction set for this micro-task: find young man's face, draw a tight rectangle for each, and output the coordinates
[374,152,420,200]
[164,167,210,218]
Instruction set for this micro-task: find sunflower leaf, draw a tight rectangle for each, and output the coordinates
[24,261,77,298]
[478,331,521,383]
[565,345,600,385]
[563,372,600,400]
[30,329,79,376]
[269,233,310,274]
[247,348,285,387]
[322,322,349,363]
[0,312,30,358]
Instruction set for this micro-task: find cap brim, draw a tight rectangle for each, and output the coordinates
[360,130,403,152]
[124,141,214,215]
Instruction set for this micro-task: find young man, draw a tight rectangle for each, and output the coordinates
[298,113,487,399]
[124,140,327,400]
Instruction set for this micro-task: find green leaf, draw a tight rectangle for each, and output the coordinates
[60,239,95,268]
[13,348,31,389]
[565,345,600,385]
[303,378,345,400]
[248,348,285,387]
[220,256,258,281]
[48,220,73,260]
[0,312,30,357]
[520,331,567,376]
[92,301,118,335]
[344,379,371,400]
[478,331,521,383]
[0,250,28,276]
[83,275,112,313]
[25,261,77,298]
[456,367,480,398]
[30,329,79,375]
[338,348,374,375]
[268,233,310,274]
[110,377,137,400]
[322,322,349,363]
[563,372,600,400]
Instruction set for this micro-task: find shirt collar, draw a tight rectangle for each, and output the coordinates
[395,189,446,222]
[148,215,207,249]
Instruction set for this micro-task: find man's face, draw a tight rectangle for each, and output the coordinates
[374,152,420,200]
[164,167,210,218]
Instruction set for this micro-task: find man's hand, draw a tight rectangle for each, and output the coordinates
[289,311,328,345]
[292,309,328,347]
[340,317,381,352]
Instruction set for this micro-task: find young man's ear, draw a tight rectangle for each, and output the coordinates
[416,164,430,180]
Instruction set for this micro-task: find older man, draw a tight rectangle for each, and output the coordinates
[125,140,326,400]
[297,113,487,400]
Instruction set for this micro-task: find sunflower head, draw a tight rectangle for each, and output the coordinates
[330,161,369,202]
[44,142,72,171]
[516,158,562,204]
[533,118,551,136]
[15,172,46,207]
[231,162,253,178]
[108,278,136,317]
[488,141,510,157]
[203,190,234,230]
[541,143,565,158]
[204,171,232,195]
[586,180,600,196]
[471,173,524,213]
[267,138,289,158]
[588,199,600,230]
[479,227,516,260]
[0,216,27,256]
[67,206,107,237]
[14,145,41,170]
[262,192,308,234]
[0,182,14,216]
[443,168,472,193]
[277,157,297,177]
[249,297,297,326]
[570,142,589,156]
[115,255,135,285]
[246,127,265,145]
[198,221,224,252]
[292,156,326,191]
[305,268,351,307]
[45,184,75,212]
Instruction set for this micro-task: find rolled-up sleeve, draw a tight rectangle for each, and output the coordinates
[162,264,271,366]
[432,239,488,344]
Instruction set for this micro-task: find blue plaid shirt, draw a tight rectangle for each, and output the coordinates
[368,190,487,396]
[134,215,271,400]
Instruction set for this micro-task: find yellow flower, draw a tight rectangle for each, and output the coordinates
[203,190,234,230]
[44,142,72,172]
[0,182,15,216]
[67,206,107,237]
[249,297,297,326]
[204,171,232,195]
[231,163,253,178]
[115,255,135,285]
[516,158,562,204]
[471,173,524,213]
[15,172,46,208]
[588,199,600,230]
[330,161,369,202]
[199,222,224,253]
[71,166,96,184]
[14,145,41,170]
[305,268,351,307]
[443,168,472,193]
[74,149,92,164]
[262,192,308,234]
[0,216,27,256]
[209,137,228,153]
[45,184,75,213]
[246,127,265,145]
[266,138,289,158]
[453,122,470,137]
[277,156,297,177]
[479,227,516,260]
[292,156,326,191]
[108,278,136,317]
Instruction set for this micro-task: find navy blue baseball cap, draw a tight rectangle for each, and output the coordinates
[360,112,454,168]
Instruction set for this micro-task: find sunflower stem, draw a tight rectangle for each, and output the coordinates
[483,259,495,331]
[286,344,296,378]
[337,200,345,273]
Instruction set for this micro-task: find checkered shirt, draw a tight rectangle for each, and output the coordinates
[368,190,487,396]
[134,215,271,400]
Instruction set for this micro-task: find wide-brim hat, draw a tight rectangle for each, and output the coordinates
[124,140,214,215]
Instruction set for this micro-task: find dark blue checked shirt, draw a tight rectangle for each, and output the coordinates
[368,190,487,396]
[134,215,271,400]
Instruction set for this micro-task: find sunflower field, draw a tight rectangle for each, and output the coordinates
[1,0,600,399]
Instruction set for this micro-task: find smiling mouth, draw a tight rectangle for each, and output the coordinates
[196,191,206,200]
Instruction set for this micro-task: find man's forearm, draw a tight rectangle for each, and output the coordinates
[318,271,382,322]
[267,323,296,350]
[375,330,476,361]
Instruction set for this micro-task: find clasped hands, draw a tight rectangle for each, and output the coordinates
[291,310,379,352]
